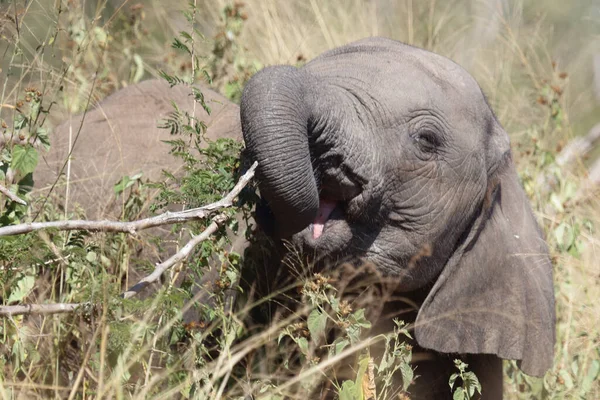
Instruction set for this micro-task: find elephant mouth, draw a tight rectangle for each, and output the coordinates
[307,169,367,240]
[310,198,343,239]
[293,193,360,255]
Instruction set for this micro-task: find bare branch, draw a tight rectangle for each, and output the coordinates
[588,157,600,186]
[121,213,228,299]
[539,125,600,194]
[556,124,600,167]
[0,161,257,316]
[0,183,27,205]
[0,161,257,237]
[0,213,230,316]
[0,302,89,316]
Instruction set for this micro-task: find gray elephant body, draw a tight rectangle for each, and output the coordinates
[241,37,555,398]
[35,79,241,219]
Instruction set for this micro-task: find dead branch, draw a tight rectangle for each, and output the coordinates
[0,302,89,316]
[121,213,228,299]
[589,157,600,186]
[539,125,600,194]
[0,161,257,237]
[0,183,27,205]
[0,162,257,317]
[0,213,230,316]
[556,123,600,167]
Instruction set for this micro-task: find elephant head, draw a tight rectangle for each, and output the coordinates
[241,37,555,377]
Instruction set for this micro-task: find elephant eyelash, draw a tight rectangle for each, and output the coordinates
[412,130,441,152]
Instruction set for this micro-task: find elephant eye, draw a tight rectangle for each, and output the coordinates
[413,130,441,152]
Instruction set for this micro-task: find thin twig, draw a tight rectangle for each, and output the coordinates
[121,213,227,299]
[67,323,103,400]
[0,162,257,316]
[0,183,27,205]
[0,303,88,316]
[0,214,230,316]
[0,162,257,237]
[556,123,600,167]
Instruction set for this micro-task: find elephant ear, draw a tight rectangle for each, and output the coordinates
[415,155,555,377]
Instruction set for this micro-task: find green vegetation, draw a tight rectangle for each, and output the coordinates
[1,0,599,398]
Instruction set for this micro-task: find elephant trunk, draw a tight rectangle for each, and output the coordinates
[241,66,319,237]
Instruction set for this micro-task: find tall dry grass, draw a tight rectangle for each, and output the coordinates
[1,0,599,398]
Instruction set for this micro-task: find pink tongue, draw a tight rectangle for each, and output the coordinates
[312,199,337,239]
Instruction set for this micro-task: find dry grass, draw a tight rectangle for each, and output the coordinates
[1,0,599,398]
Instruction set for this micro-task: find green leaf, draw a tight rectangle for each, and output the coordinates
[307,309,327,342]
[179,31,193,42]
[400,360,414,391]
[225,269,238,284]
[463,371,481,396]
[346,324,361,344]
[172,37,191,55]
[11,145,38,176]
[351,309,372,329]
[338,380,360,400]
[7,271,35,303]
[335,338,349,355]
[86,251,97,263]
[571,357,579,376]
[132,54,145,83]
[580,360,599,395]
[13,113,26,130]
[114,176,132,195]
[114,173,142,195]
[550,193,564,213]
[449,372,459,390]
[453,387,465,400]
[296,337,309,355]
[92,26,108,46]
[192,87,211,115]
[34,127,51,151]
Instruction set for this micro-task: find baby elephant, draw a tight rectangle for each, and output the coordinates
[241,37,555,398]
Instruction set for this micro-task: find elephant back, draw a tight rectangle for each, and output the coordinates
[34,79,241,219]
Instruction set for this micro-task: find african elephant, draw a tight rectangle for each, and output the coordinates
[241,37,555,398]
[35,79,241,219]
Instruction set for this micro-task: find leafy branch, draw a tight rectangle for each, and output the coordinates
[0,162,257,316]
[0,162,256,237]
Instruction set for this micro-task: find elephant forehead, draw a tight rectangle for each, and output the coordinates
[306,40,490,123]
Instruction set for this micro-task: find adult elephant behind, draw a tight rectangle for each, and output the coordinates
[241,37,555,398]
[32,79,245,321]
[35,79,241,219]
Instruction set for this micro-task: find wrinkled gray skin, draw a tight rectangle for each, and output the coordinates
[241,37,555,397]
[35,79,241,219]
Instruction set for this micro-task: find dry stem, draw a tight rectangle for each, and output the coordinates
[0,162,256,237]
[0,162,257,316]
[0,183,27,205]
